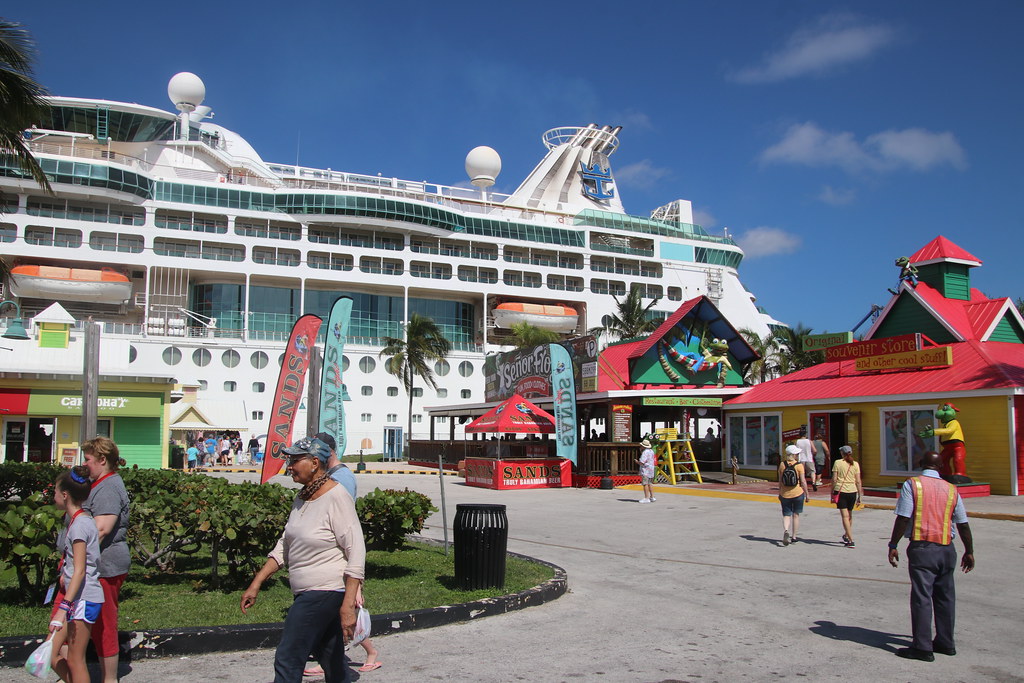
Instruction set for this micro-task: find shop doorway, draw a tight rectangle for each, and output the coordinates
[27,419,56,463]
[3,419,28,462]
[383,426,403,462]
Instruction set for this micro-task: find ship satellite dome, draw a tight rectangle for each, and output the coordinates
[167,72,206,112]
[465,146,501,189]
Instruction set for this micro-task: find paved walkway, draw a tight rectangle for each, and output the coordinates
[30,470,1023,683]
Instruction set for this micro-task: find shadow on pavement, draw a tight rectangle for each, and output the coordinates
[809,620,911,652]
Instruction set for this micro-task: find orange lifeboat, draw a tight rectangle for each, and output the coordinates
[492,302,578,333]
[9,265,133,304]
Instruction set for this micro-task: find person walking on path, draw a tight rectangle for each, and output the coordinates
[887,450,975,662]
[813,432,830,486]
[795,428,817,491]
[831,445,863,547]
[636,438,656,504]
[778,445,809,545]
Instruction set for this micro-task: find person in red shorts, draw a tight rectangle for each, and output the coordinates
[52,437,130,682]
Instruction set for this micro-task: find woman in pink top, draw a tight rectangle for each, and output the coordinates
[241,437,366,683]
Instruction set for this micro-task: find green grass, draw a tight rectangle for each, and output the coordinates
[340,452,385,463]
[0,541,553,638]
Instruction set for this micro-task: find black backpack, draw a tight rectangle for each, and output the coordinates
[781,462,799,487]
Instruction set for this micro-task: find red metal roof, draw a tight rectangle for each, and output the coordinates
[964,298,1009,339]
[725,340,1024,406]
[910,235,981,265]
[626,298,702,360]
[895,283,1011,342]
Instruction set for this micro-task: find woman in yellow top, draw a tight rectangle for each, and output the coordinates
[778,445,810,546]
[831,445,863,548]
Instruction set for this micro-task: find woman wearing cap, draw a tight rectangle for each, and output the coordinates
[831,445,863,547]
[636,438,656,503]
[778,445,810,545]
[241,437,366,682]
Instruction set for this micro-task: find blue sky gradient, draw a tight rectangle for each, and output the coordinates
[10,1,1022,333]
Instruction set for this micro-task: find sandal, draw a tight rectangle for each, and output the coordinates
[358,662,382,672]
[303,665,325,677]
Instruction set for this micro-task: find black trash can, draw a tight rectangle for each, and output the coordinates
[170,445,185,469]
[453,503,508,590]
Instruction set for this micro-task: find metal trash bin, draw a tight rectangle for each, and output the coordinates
[453,503,508,590]
[170,445,185,469]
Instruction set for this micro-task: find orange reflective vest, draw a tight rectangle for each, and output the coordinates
[910,476,957,544]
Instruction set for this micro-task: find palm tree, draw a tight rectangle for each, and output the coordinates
[773,323,824,372]
[379,313,451,457]
[0,20,51,192]
[738,327,782,384]
[508,321,560,350]
[589,287,662,343]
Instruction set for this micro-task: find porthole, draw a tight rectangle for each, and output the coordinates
[436,388,448,398]
[162,347,182,365]
[128,345,137,363]
[434,360,450,376]
[193,348,211,367]
[250,351,269,369]
[342,355,350,372]
[458,361,474,378]
[387,386,399,397]
[361,386,373,396]
[222,349,240,368]
[359,356,376,373]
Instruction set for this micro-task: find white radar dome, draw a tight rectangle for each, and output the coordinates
[465,146,501,189]
[167,72,206,112]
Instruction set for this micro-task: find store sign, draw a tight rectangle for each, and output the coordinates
[854,346,953,371]
[611,404,633,443]
[782,427,804,440]
[642,396,723,407]
[29,391,162,417]
[826,334,920,362]
[61,448,78,467]
[464,457,571,490]
[484,336,597,402]
[801,332,854,351]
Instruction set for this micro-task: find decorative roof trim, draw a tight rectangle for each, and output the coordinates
[723,387,1016,411]
[979,299,1024,341]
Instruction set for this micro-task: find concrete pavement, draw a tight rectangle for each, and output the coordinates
[15,470,1022,683]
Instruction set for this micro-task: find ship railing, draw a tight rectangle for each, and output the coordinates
[28,141,154,173]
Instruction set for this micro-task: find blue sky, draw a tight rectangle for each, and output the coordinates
[10,1,1022,333]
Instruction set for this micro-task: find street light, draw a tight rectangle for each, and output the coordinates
[0,300,29,340]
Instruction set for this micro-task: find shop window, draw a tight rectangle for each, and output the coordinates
[222,349,240,368]
[193,348,211,367]
[727,414,780,467]
[250,351,269,369]
[458,361,474,378]
[97,420,112,438]
[387,386,399,397]
[162,346,182,365]
[461,389,472,399]
[361,386,373,396]
[359,356,376,373]
[881,407,937,473]
[434,360,450,376]
[252,382,266,393]
[224,381,236,392]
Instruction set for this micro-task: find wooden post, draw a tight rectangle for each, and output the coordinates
[730,457,739,485]
[306,346,321,437]
[79,322,100,462]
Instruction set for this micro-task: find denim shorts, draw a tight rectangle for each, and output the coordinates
[779,494,805,516]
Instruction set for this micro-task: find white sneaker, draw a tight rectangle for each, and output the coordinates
[638,498,651,504]
[650,496,657,502]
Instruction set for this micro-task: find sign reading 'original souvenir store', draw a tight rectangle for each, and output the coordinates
[825,334,921,362]
[853,346,953,371]
[800,331,854,352]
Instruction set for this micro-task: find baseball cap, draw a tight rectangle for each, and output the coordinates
[282,437,332,464]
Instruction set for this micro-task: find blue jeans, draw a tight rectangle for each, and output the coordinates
[274,590,350,683]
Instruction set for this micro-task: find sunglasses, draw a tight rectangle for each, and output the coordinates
[286,454,312,466]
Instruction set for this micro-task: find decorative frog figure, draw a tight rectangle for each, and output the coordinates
[918,402,971,483]
[889,256,919,295]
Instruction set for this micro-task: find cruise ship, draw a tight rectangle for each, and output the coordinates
[0,72,779,454]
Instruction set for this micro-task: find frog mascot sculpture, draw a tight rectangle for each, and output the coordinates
[918,402,972,484]
[889,256,919,295]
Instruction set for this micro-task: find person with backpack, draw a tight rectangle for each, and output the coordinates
[778,445,810,546]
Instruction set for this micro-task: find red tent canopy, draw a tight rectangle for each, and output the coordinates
[465,393,556,433]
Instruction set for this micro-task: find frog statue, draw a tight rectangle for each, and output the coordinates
[695,338,733,388]
[889,256,919,295]
[918,402,972,484]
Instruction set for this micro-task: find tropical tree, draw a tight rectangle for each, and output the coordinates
[589,287,662,343]
[379,313,451,457]
[773,323,825,372]
[0,20,51,192]
[508,321,560,350]
[738,327,782,384]
[1016,297,1023,317]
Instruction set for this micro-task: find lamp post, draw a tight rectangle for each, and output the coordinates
[0,300,29,340]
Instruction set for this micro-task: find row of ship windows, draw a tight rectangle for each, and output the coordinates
[141,346,477,378]
[6,227,680,279]
[196,378,471,401]
[248,410,436,424]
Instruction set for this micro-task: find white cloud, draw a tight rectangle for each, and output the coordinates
[731,14,896,84]
[735,227,802,259]
[616,110,653,131]
[818,185,856,205]
[760,122,967,173]
[614,159,671,189]
[692,208,717,229]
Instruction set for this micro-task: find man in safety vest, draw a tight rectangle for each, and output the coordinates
[887,451,975,662]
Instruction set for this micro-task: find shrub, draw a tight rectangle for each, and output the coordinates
[356,488,437,551]
[0,462,65,501]
[0,492,62,603]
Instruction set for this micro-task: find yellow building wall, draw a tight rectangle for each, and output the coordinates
[727,394,1014,495]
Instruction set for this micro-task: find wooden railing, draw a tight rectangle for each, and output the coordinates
[409,440,641,476]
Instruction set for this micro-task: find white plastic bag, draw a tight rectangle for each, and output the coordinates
[24,637,53,679]
[350,606,371,647]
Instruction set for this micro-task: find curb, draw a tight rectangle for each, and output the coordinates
[0,550,566,666]
[195,467,458,476]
